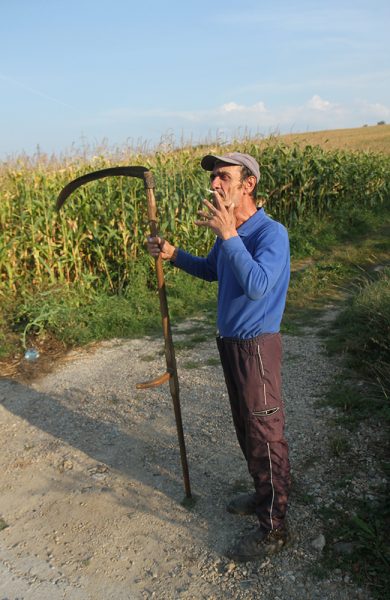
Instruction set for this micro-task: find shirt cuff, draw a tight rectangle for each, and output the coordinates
[170,247,179,264]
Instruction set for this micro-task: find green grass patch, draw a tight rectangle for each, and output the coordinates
[318,495,390,599]
[205,357,220,366]
[316,246,390,598]
[321,381,371,423]
[173,333,214,351]
[181,360,199,370]
[328,434,351,458]
[139,354,157,362]
[0,259,217,359]
[284,208,390,335]
[290,479,316,505]
[326,268,390,403]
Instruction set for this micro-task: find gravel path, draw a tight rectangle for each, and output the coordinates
[0,311,375,599]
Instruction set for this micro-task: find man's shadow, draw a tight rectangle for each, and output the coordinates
[0,375,195,525]
[0,350,248,555]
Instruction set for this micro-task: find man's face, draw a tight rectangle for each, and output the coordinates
[209,163,244,208]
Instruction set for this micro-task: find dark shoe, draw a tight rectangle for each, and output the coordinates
[226,492,257,515]
[226,526,290,562]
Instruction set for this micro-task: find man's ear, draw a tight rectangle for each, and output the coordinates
[245,175,256,194]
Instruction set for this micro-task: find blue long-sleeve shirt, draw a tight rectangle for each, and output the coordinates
[174,208,290,339]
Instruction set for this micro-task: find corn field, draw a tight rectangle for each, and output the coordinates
[1,141,389,294]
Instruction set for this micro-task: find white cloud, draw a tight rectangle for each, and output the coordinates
[221,102,245,113]
[220,101,267,114]
[307,95,336,111]
[355,100,390,120]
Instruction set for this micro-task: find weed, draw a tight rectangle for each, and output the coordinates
[140,354,156,362]
[189,333,210,344]
[181,361,199,370]
[81,558,92,567]
[318,259,390,598]
[0,518,9,531]
[334,476,353,490]
[329,435,351,458]
[307,563,330,580]
[326,268,390,402]
[294,489,316,505]
[174,340,197,351]
[318,379,385,428]
[205,357,220,366]
[280,319,303,335]
[319,495,390,598]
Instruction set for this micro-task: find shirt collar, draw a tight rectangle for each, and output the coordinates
[237,207,265,238]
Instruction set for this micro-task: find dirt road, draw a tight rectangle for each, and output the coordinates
[0,315,371,599]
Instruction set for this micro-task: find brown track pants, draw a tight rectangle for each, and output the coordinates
[217,333,291,531]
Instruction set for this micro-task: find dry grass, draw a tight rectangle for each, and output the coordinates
[276,124,390,154]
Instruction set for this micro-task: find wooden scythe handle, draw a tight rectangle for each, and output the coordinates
[142,171,192,498]
[56,166,192,499]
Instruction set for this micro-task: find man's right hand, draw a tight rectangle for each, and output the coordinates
[147,236,176,261]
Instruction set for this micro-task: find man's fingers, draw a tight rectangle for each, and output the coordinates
[208,191,226,210]
[147,236,165,258]
[148,235,163,246]
[197,209,214,220]
[202,198,215,211]
[194,219,210,228]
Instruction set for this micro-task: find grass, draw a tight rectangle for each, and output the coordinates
[327,269,390,387]
[311,242,390,598]
[284,206,390,326]
[205,357,220,366]
[174,334,212,352]
[317,495,390,597]
[319,379,389,429]
[328,434,351,458]
[181,360,199,370]
[0,265,217,360]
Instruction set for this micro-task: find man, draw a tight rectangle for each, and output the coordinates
[147,152,291,561]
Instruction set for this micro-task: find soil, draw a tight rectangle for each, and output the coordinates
[0,313,377,599]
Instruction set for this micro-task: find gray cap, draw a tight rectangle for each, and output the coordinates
[201,151,260,181]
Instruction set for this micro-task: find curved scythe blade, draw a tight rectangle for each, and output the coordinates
[56,166,149,210]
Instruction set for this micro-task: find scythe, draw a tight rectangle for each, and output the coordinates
[56,166,192,498]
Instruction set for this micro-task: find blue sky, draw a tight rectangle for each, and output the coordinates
[1,0,389,159]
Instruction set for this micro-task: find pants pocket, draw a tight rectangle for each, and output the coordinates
[248,407,284,443]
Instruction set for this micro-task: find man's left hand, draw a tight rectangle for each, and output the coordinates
[195,192,238,240]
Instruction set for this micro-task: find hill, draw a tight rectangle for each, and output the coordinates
[274,123,390,154]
